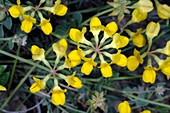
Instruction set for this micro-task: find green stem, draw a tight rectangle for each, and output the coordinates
[0,38,11,41]
[102,86,170,109]
[0,64,37,109]
[8,45,21,91]
[63,104,86,113]
[0,49,50,72]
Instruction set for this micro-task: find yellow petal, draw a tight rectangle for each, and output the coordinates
[115,54,127,67]
[68,50,82,67]
[146,22,160,38]
[104,22,118,38]
[142,66,156,84]
[140,110,151,113]
[30,82,41,93]
[132,8,148,23]
[69,28,83,42]
[99,63,112,78]
[31,45,45,61]
[118,101,131,113]
[111,33,129,49]
[90,17,103,36]
[131,29,146,47]
[136,0,153,13]
[21,20,33,33]
[8,5,24,18]
[134,49,144,64]
[81,61,93,75]
[0,85,7,91]
[162,40,170,56]
[55,4,68,16]
[127,56,139,71]
[40,18,52,35]
[51,86,66,106]
[157,4,170,19]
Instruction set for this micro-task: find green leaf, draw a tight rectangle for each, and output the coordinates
[135,93,148,106]
[0,65,7,73]
[3,17,12,30]
[8,39,14,50]
[73,12,82,26]
[0,25,4,37]
[0,72,10,85]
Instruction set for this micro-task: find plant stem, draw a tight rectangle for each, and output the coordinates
[8,45,21,91]
[0,49,50,72]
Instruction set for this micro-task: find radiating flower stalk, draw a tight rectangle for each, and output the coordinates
[8,0,68,35]
[29,38,82,106]
[69,17,129,78]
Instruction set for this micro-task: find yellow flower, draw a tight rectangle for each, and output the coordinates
[162,40,170,56]
[142,66,156,84]
[52,38,68,58]
[21,15,36,33]
[135,0,153,13]
[51,86,67,106]
[140,110,151,113]
[155,0,170,19]
[146,22,160,38]
[39,18,52,35]
[81,58,97,75]
[127,49,143,71]
[90,17,104,36]
[104,21,118,38]
[30,77,46,93]
[31,45,45,61]
[159,57,170,78]
[111,33,129,49]
[111,50,127,67]
[127,28,146,47]
[8,0,24,18]
[131,8,148,23]
[51,0,68,16]
[65,72,82,88]
[69,27,87,43]
[0,85,7,91]
[99,62,112,78]
[68,50,83,67]
[118,101,131,113]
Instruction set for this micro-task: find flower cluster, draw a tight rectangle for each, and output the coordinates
[69,17,129,78]
[8,0,68,35]
[30,38,82,106]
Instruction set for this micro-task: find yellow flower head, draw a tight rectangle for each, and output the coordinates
[131,8,148,23]
[99,62,112,78]
[111,33,129,49]
[130,28,146,47]
[0,85,7,91]
[52,38,68,58]
[142,66,156,84]
[127,49,143,71]
[31,45,45,61]
[135,0,153,13]
[81,58,97,75]
[146,22,160,38]
[65,72,82,88]
[51,0,68,16]
[8,0,24,18]
[156,0,170,19]
[111,50,127,67]
[140,110,151,113]
[104,21,118,38]
[30,77,46,93]
[69,27,87,43]
[39,18,52,35]
[162,40,170,56]
[51,86,67,106]
[68,49,84,67]
[90,17,104,36]
[21,15,36,33]
[118,101,131,113]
